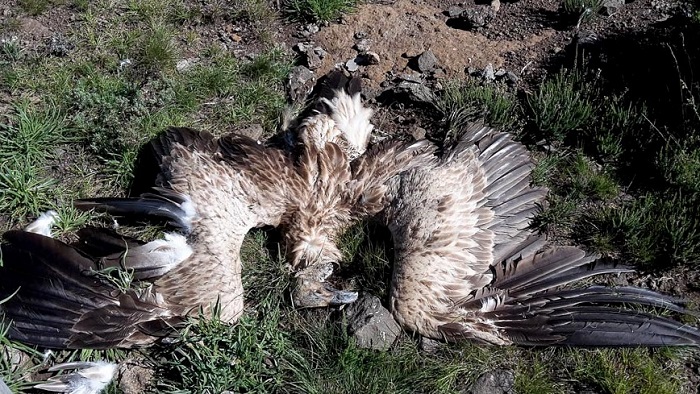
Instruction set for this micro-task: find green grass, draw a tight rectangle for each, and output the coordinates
[435,79,521,139]
[0,162,57,220]
[0,317,44,393]
[18,0,51,16]
[0,103,70,165]
[285,0,358,23]
[135,24,179,74]
[154,300,302,393]
[528,69,597,143]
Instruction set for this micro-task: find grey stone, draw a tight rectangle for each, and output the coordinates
[313,46,327,58]
[459,6,496,28]
[47,33,73,57]
[346,294,401,350]
[176,58,199,72]
[505,71,519,84]
[118,359,153,394]
[354,38,372,53]
[287,65,315,102]
[432,68,446,79]
[397,72,423,83]
[354,31,368,39]
[305,23,320,34]
[447,5,464,17]
[601,0,625,15]
[417,50,438,72]
[306,51,323,70]
[482,63,495,81]
[346,58,359,72]
[418,336,440,353]
[465,369,515,394]
[295,43,325,70]
[394,81,436,103]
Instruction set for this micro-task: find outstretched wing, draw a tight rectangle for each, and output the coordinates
[387,124,540,306]
[387,123,700,346]
[0,230,180,349]
[444,237,700,346]
[0,127,307,349]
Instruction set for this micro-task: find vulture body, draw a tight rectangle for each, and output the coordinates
[0,70,698,351]
[0,72,433,347]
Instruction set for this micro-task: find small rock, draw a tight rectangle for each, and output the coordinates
[313,46,327,58]
[346,294,401,350]
[295,43,324,70]
[394,81,436,103]
[465,369,515,394]
[494,68,506,78]
[601,0,625,15]
[118,359,153,394]
[417,50,438,73]
[397,72,423,83]
[354,31,368,39]
[297,23,320,38]
[482,63,495,81]
[306,51,323,70]
[358,51,380,65]
[305,23,320,34]
[287,65,315,102]
[236,124,264,139]
[354,38,372,53]
[505,71,519,84]
[346,57,359,72]
[447,5,464,17]
[418,336,440,352]
[175,58,198,72]
[432,68,447,79]
[455,6,496,29]
[46,33,73,57]
[402,49,422,58]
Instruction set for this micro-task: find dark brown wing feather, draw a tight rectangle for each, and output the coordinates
[2,127,309,349]
[0,230,178,349]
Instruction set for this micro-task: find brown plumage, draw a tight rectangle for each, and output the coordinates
[0,128,309,348]
[285,72,436,307]
[2,71,697,350]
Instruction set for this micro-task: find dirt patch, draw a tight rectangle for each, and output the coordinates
[296,0,685,90]
[313,0,551,90]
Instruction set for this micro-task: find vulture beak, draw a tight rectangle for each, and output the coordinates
[292,262,358,307]
[292,279,358,307]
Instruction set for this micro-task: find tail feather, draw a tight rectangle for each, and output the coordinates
[447,234,700,346]
[74,188,195,232]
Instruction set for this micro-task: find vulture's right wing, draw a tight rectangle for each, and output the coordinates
[0,127,307,349]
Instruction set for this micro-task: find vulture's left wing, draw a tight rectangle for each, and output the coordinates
[385,123,700,346]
